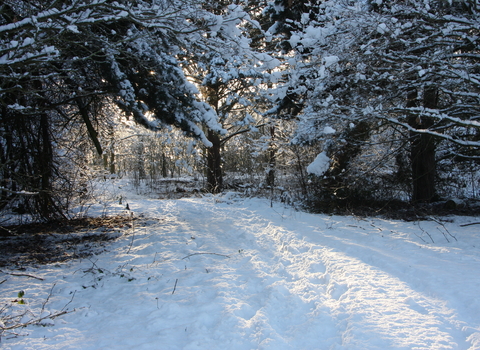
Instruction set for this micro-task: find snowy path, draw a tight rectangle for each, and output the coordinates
[2,195,480,349]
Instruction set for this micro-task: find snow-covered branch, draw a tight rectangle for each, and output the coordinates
[377,115,480,148]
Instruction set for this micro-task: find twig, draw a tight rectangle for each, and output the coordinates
[182,252,230,260]
[0,293,79,340]
[172,279,178,295]
[150,252,158,268]
[41,283,56,313]
[61,290,76,312]
[460,222,480,227]
[127,213,135,254]
[412,231,427,243]
[0,225,14,235]
[429,216,457,242]
[0,309,73,332]
[0,187,38,195]
[416,222,434,243]
[0,279,6,285]
[0,270,44,281]
[83,258,101,273]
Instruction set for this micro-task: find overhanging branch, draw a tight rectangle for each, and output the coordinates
[377,115,480,148]
[220,123,267,145]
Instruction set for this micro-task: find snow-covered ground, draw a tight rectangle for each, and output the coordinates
[1,184,480,349]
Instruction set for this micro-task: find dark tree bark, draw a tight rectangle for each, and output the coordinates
[265,125,276,187]
[410,131,436,203]
[408,86,437,203]
[37,111,55,219]
[206,130,223,193]
[161,153,168,178]
[32,79,63,220]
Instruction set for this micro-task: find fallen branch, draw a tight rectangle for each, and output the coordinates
[182,252,230,260]
[172,279,178,295]
[0,289,79,340]
[429,216,457,242]
[0,270,44,281]
[0,309,74,332]
[460,222,480,227]
[416,221,434,243]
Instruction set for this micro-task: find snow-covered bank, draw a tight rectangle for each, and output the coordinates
[1,193,480,349]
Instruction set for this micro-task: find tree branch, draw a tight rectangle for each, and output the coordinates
[220,123,267,145]
[182,252,230,259]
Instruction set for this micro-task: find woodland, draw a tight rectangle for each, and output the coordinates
[1,0,480,222]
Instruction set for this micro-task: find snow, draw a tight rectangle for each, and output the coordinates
[1,185,480,349]
[66,25,79,33]
[323,56,339,68]
[289,34,302,48]
[256,53,281,70]
[377,23,389,35]
[22,37,35,46]
[323,126,336,134]
[307,151,331,177]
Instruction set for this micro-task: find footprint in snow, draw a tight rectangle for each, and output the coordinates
[404,297,429,315]
[327,281,349,300]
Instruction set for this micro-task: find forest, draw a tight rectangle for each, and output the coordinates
[1,0,480,222]
[2,2,480,348]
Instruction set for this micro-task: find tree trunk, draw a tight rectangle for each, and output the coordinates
[265,126,276,187]
[32,79,61,220]
[206,130,223,193]
[37,111,57,219]
[410,132,436,203]
[161,153,168,178]
[408,86,437,203]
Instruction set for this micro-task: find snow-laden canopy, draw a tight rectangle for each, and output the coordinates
[0,0,229,144]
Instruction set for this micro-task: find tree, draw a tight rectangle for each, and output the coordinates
[180,2,277,192]
[360,0,480,202]
[282,0,480,205]
[262,0,328,189]
[0,0,224,219]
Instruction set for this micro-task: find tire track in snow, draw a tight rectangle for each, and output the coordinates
[316,249,460,349]
[177,198,469,349]
[241,224,457,348]
[98,197,476,349]
[162,198,341,349]
[297,217,479,350]
[3,196,477,350]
